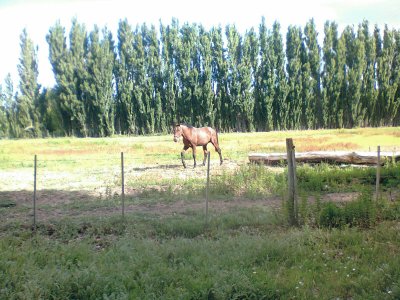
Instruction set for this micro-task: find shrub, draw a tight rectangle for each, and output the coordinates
[342,193,376,228]
[319,202,343,228]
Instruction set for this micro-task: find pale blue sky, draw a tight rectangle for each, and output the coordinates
[0,0,399,89]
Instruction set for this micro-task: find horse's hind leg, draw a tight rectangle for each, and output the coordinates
[211,138,223,165]
[217,147,223,165]
[181,145,189,168]
[202,145,208,166]
[192,146,197,168]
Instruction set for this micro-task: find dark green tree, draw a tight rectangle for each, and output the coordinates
[47,19,88,136]
[375,26,399,125]
[131,25,147,134]
[357,21,378,126]
[0,83,8,137]
[84,26,115,136]
[270,22,288,130]
[211,26,229,131]
[198,25,215,127]
[69,19,89,136]
[146,25,165,132]
[341,25,365,128]
[17,28,41,137]
[394,29,400,125]
[225,24,242,131]
[360,21,377,126]
[115,19,136,134]
[46,21,70,135]
[160,20,179,129]
[286,25,303,129]
[300,39,313,129]
[304,19,322,128]
[322,21,345,128]
[254,17,273,131]
[239,28,257,131]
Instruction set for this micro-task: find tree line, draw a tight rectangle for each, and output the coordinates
[0,18,399,138]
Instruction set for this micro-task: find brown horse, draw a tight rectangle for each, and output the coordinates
[173,124,223,168]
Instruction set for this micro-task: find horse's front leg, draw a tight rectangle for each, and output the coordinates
[181,146,189,168]
[192,146,197,168]
[202,145,208,166]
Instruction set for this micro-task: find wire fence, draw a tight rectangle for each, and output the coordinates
[1,151,219,229]
[1,145,399,229]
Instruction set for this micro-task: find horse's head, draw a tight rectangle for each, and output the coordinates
[173,124,183,142]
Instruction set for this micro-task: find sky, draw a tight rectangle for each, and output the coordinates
[0,0,399,89]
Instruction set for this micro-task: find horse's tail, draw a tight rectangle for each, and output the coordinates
[215,127,219,145]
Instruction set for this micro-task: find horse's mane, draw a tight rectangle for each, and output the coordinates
[180,123,194,128]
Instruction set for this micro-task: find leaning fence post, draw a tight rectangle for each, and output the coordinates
[375,146,381,201]
[121,152,125,218]
[205,151,211,225]
[33,154,37,231]
[286,138,297,226]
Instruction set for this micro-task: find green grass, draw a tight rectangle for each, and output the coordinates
[0,212,399,299]
[1,127,400,299]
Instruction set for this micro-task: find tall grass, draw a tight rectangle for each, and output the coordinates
[1,211,399,299]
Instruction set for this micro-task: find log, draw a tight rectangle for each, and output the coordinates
[249,151,400,166]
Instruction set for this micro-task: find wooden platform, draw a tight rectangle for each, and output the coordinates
[248,151,400,166]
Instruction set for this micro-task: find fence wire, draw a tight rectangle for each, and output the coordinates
[1,150,399,228]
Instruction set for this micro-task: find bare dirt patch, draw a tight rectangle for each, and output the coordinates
[0,157,376,224]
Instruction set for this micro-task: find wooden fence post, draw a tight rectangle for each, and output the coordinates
[33,154,37,230]
[121,152,125,218]
[205,151,211,224]
[286,139,297,226]
[375,146,380,201]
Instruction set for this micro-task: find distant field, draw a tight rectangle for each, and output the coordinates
[0,126,398,191]
[1,126,399,166]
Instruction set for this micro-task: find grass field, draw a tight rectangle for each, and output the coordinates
[0,127,400,299]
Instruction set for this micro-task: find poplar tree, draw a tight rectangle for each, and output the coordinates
[286,25,303,129]
[131,25,147,134]
[199,25,215,127]
[17,28,41,137]
[240,28,257,131]
[146,25,165,132]
[211,26,229,131]
[139,24,156,134]
[115,19,136,134]
[322,21,344,128]
[1,75,19,137]
[375,26,399,125]
[47,19,88,136]
[69,19,88,136]
[46,21,70,134]
[394,29,400,124]
[300,39,313,129]
[270,22,288,130]
[360,21,377,126]
[225,24,242,131]
[0,84,8,137]
[341,26,365,128]
[160,20,179,129]
[177,23,200,126]
[304,19,322,128]
[337,31,347,128]
[84,26,115,136]
[254,17,273,131]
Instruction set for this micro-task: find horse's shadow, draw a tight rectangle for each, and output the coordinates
[129,164,183,172]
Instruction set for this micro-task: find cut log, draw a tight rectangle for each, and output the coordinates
[249,151,400,166]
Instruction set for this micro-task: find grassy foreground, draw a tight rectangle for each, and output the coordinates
[0,127,400,299]
[1,210,400,299]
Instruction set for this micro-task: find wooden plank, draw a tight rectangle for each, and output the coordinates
[249,151,400,165]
